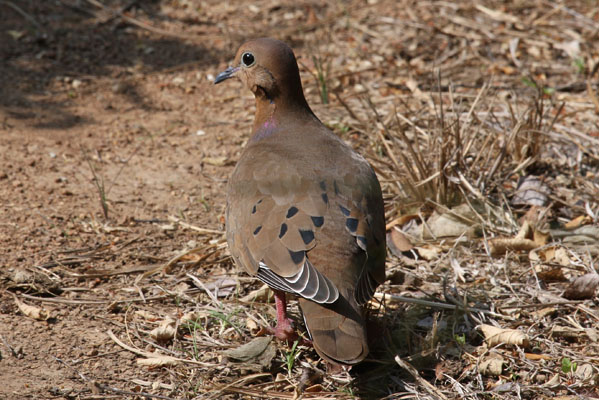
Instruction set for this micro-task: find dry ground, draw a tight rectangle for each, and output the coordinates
[1,1,599,399]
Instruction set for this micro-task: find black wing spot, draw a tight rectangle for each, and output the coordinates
[346,218,359,233]
[321,193,329,204]
[357,236,367,250]
[333,180,340,195]
[251,205,257,214]
[299,229,315,245]
[286,206,299,218]
[339,205,351,216]
[253,226,262,235]
[279,223,288,238]
[319,181,327,191]
[311,216,324,227]
[288,249,305,265]
[257,199,263,204]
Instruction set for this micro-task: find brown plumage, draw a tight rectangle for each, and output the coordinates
[215,38,385,365]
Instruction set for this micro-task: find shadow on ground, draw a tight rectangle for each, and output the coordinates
[0,0,220,130]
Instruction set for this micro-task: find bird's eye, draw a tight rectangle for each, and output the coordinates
[241,52,255,67]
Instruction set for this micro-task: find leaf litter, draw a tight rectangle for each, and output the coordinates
[1,0,599,399]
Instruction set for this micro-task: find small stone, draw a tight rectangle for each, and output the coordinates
[112,82,126,94]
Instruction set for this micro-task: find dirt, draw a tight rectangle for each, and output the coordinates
[1,1,240,398]
[2,1,599,399]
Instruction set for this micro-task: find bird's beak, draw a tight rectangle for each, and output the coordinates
[214,66,239,84]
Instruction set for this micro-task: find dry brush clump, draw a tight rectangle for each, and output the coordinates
[360,84,599,399]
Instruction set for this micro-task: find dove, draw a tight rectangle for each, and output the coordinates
[215,38,385,365]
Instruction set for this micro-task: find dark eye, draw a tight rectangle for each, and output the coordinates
[241,52,255,67]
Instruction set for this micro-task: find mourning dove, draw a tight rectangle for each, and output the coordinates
[215,38,385,365]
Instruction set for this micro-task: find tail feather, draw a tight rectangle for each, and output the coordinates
[298,291,368,365]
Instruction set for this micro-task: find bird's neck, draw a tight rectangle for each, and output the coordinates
[250,89,315,142]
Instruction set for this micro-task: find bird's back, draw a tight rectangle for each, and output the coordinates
[226,120,385,364]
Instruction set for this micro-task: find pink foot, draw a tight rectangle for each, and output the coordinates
[268,290,311,346]
[270,316,297,342]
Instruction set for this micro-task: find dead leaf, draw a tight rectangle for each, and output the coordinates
[246,317,259,334]
[564,215,592,230]
[414,244,442,260]
[479,324,529,347]
[423,203,481,239]
[574,363,595,382]
[489,220,546,256]
[223,336,276,371]
[135,310,159,321]
[554,40,581,59]
[181,311,208,324]
[224,336,272,361]
[385,214,419,230]
[434,363,445,380]
[489,236,537,257]
[536,268,567,283]
[387,228,413,257]
[563,273,599,300]
[512,176,549,207]
[201,278,237,297]
[532,246,571,266]
[542,373,560,388]
[553,225,599,248]
[585,328,599,342]
[305,5,318,25]
[14,296,49,321]
[305,384,324,393]
[519,205,543,226]
[478,356,504,376]
[405,78,434,109]
[550,325,583,340]
[7,30,25,40]
[533,229,549,247]
[158,223,177,231]
[203,156,228,166]
[524,353,552,361]
[150,318,177,341]
[386,270,422,287]
[553,247,571,266]
[529,306,557,320]
[450,257,466,283]
[298,366,323,391]
[239,285,274,303]
[137,356,179,367]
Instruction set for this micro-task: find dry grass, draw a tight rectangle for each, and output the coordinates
[3,0,599,399]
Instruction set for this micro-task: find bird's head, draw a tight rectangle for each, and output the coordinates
[214,38,308,108]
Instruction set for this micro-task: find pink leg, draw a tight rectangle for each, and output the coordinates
[271,290,297,342]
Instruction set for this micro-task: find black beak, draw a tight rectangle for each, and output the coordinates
[214,66,238,84]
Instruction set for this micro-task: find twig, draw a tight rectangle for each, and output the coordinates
[83,0,216,41]
[0,0,43,30]
[168,215,224,235]
[499,300,584,310]
[137,243,221,282]
[19,292,177,305]
[106,330,215,367]
[208,373,275,400]
[374,293,513,320]
[0,334,19,358]
[395,355,449,400]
